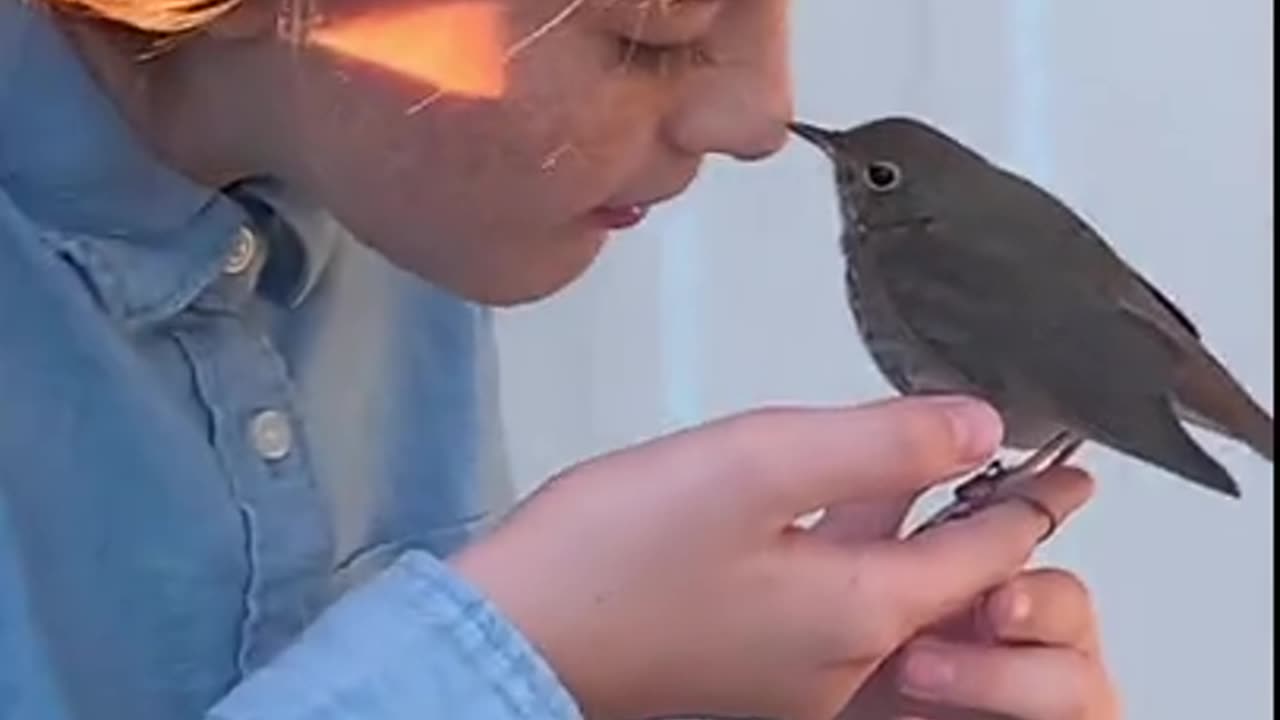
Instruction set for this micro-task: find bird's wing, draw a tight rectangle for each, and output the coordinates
[992,169,1206,342]
[1106,255,1272,461]
[873,233,1240,497]
[990,170,1272,461]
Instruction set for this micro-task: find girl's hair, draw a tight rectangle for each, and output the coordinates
[48,0,241,33]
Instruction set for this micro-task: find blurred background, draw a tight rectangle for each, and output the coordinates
[494,2,1274,718]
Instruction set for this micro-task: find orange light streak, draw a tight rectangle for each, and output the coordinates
[311,2,508,100]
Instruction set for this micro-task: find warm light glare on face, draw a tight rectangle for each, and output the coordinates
[311,2,508,99]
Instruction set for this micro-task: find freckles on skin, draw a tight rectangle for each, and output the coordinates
[305,0,610,111]
[300,0,696,195]
[310,2,509,100]
[262,0,774,304]
[274,0,671,303]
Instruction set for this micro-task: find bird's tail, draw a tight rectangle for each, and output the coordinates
[1173,349,1274,462]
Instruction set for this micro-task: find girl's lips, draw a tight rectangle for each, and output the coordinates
[589,204,648,230]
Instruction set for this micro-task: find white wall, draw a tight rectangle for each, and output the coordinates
[494,2,1275,718]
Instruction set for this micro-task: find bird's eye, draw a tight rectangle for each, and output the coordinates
[863,161,902,192]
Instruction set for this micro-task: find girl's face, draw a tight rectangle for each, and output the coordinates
[189,0,793,304]
[284,0,792,304]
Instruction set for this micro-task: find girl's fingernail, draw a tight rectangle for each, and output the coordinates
[901,647,955,697]
[1005,589,1033,624]
[929,397,1003,460]
[990,586,1033,631]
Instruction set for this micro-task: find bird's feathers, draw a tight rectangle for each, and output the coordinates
[806,115,1273,497]
[870,226,1247,497]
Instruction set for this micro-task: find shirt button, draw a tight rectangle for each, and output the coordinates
[250,409,293,461]
[223,226,258,275]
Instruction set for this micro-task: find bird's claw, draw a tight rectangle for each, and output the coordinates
[954,459,1008,503]
[910,462,1019,537]
[907,432,1082,541]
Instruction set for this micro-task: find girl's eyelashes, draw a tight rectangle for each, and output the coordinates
[615,37,714,74]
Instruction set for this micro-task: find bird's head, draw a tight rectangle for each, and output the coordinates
[788,115,988,232]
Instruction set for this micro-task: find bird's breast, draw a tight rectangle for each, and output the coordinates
[843,229,1070,450]
[842,235,961,397]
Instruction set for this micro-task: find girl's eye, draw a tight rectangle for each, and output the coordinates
[616,37,713,74]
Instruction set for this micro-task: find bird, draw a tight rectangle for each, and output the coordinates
[787,115,1273,534]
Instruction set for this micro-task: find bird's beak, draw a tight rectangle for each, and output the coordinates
[787,121,839,157]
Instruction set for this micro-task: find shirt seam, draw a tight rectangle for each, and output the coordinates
[171,327,261,677]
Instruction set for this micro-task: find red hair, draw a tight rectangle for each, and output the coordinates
[50,0,243,33]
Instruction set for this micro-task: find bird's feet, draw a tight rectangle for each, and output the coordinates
[910,459,1015,534]
[955,459,1009,504]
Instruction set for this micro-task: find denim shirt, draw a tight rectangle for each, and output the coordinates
[0,2,582,718]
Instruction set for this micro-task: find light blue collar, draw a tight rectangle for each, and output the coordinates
[0,0,337,325]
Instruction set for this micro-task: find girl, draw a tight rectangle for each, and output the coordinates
[0,0,1119,717]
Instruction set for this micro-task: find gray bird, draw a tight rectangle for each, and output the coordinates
[789,116,1273,529]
